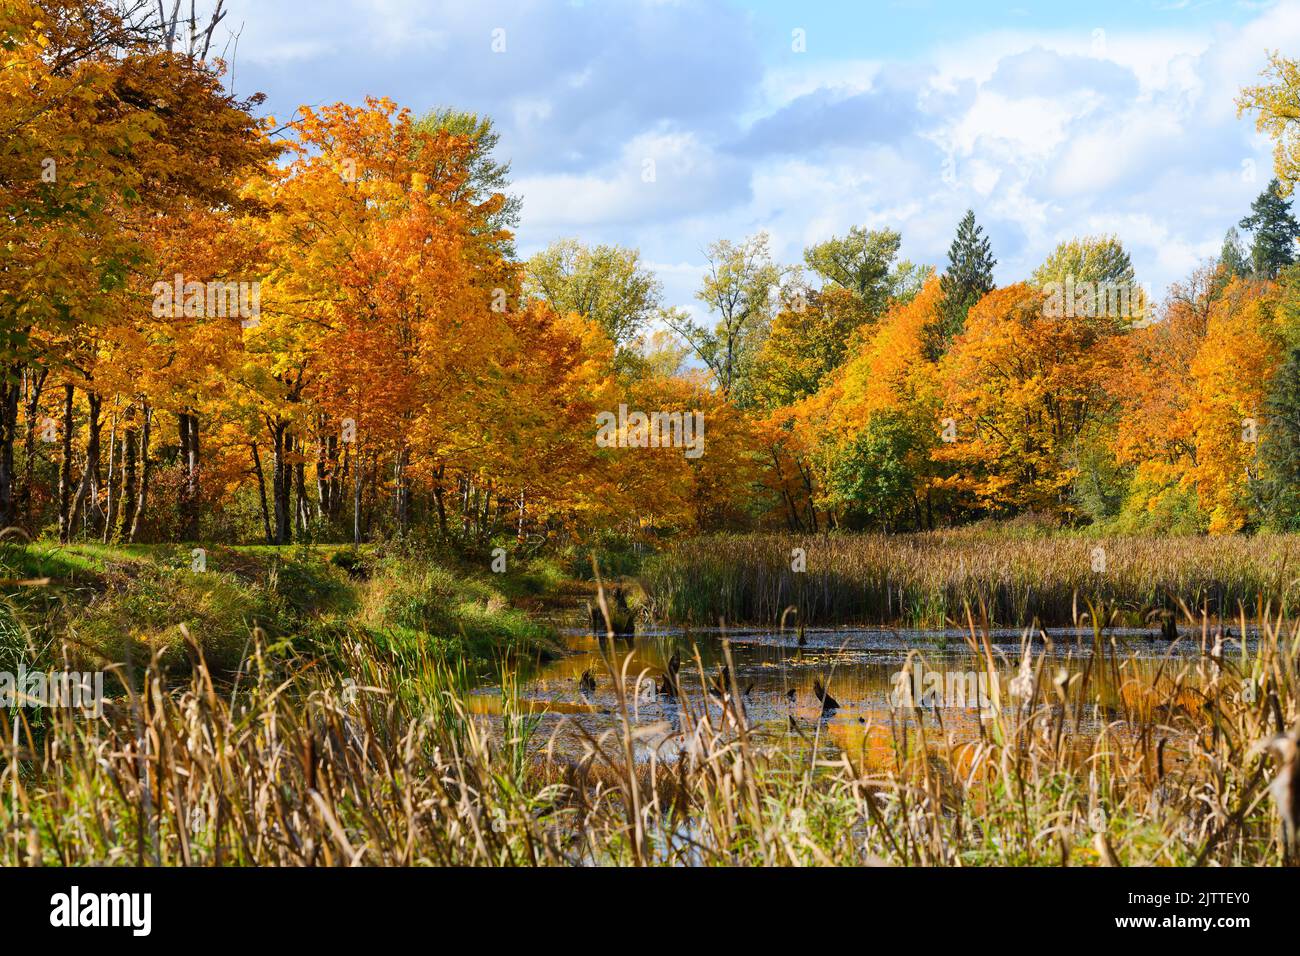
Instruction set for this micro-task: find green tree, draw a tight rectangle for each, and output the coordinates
[625,329,689,379]
[822,411,922,531]
[889,260,936,307]
[1032,235,1134,287]
[1239,179,1300,279]
[1069,426,1128,524]
[1260,265,1300,527]
[523,239,662,367]
[933,209,996,354]
[1032,235,1141,322]
[666,232,782,401]
[1260,344,1300,528]
[802,226,930,316]
[1028,238,1138,521]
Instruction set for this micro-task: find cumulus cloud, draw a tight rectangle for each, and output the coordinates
[515,130,751,231]
[216,0,1300,304]
[733,70,929,156]
[985,47,1139,101]
[222,0,760,171]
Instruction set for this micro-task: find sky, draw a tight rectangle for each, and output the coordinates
[216,0,1300,323]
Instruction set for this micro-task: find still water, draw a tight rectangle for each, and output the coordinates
[468,622,1242,761]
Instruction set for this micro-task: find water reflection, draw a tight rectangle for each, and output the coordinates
[469,623,1250,760]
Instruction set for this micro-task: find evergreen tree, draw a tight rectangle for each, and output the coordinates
[932,209,995,354]
[1239,179,1300,279]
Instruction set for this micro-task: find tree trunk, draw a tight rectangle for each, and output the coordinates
[67,391,102,539]
[89,396,109,534]
[127,403,151,542]
[294,436,308,534]
[328,433,342,522]
[118,416,138,543]
[102,408,119,542]
[432,464,448,541]
[393,444,409,536]
[352,444,363,546]
[251,442,273,545]
[177,410,190,525]
[335,440,349,524]
[178,411,200,540]
[16,365,47,532]
[0,369,19,531]
[269,418,291,545]
[58,383,74,542]
[795,457,819,533]
[315,432,329,519]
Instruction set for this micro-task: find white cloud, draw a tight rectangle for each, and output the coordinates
[515,131,749,231]
[221,0,1300,309]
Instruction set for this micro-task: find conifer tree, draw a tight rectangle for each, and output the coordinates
[931,210,996,354]
[1239,179,1300,279]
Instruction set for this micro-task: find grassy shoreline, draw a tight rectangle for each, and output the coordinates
[0,540,561,683]
[640,531,1300,627]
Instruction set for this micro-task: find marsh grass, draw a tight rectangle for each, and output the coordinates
[2,595,1296,866]
[642,531,1300,626]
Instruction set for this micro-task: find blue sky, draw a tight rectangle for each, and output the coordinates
[218,0,1300,322]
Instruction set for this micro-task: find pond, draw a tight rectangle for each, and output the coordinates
[468,620,1251,762]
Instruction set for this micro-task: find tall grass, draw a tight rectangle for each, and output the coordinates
[641,531,1300,626]
[2,602,1296,865]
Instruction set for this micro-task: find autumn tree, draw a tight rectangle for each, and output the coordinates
[251,99,509,543]
[626,329,689,380]
[1027,235,1143,518]
[1238,51,1300,192]
[792,279,947,530]
[0,0,271,538]
[938,283,1123,517]
[749,285,871,409]
[1187,280,1283,532]
[1111,265,1218,529]
[414,108,520,258]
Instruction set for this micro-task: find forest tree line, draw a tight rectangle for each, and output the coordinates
[5,2,1300,552]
